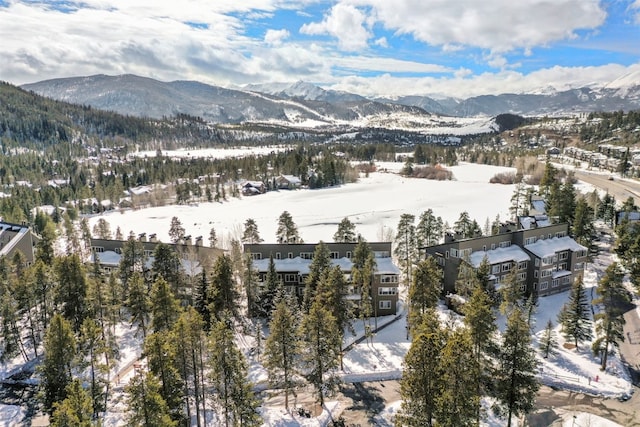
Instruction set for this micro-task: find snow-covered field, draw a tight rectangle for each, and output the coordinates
[88,161,516,245]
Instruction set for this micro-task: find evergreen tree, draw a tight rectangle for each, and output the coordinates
[539,319,559,359]
[77,318,109,418]
[168,216,186,244]
[300,297,341,406]
[242,218,263,244]
[396,309,444,427]
[119,234,147,289]
[264,287,302,410]
[494,308,539,427]
[592,263,629,370]
[208,227,218,247]
[209,316,261,427]
[352,240,376,342]
[92,218,112,240]
[126,371,177,427]
[36,219,57,265]
[39,314,77,412]
[243,254,261,318]
[435,327,480,427]
[539,160,557,197]
[408,258,441,330]
[454,256,479,298]
[572,197,595,253]
[260,254,280,318]
[127,272,150,338]
[151,243,183,296]
[394,213,417,285]
[333,217,357,242]
[150,277,181,333]
[49,380,93,427]
[316,265,354,339]
[416,209,443,247]
[144,332,185,423]
[55,254,89,332]
[302,242,332,310]
[276,211,302,243]
[499,264,523,315]
[209,254,240,321]
[453,211,479,238]
[559,277,592,348]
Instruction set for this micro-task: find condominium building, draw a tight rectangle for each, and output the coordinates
[424,223,587,297]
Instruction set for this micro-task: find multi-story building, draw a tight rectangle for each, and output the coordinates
[90,234,224,277]
[244,242,400,316]
[424,223,587,297]
[0,221,39,265]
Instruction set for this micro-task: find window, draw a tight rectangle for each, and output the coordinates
[285,286,296,294]
[436,256,445,267]
[559,263,567,271]
[330,251,340,259]
[445,251,449,259]
[346,251,352,259]
[277,274,282,281]
[482,245,486,251]
[517,272,526,281]
[502,263,511,272]
[276,252,281,259]
[380,275,398,283]
[534,271,539,278]
[450,248,458,258]
[92,246,104,253]
[576,250,587,258]
[300,252,313,260]
[461,248,472,257]
[144,250,153,257]
[562,276,571,285]
[284,274,297,283]
[525,236,536,245]
[533,282,538,290]
[379,300,392,310]
[378,287,398,295]
[288,252,293,259]
[115,247,122,254]
[518,261,528,270]
[559,251,568,261]
[251,253,262,260]
[499,241,511,248]
[535,258,540,267]
[540,281,549,290]
[556,231,566,238]
[491,244,496,250]
[492,265,500,274]
[552,279,559,288]
[298,287,305,296]
[541,269,552,278]
[519,283,526,292]
[103,266,111,273]
[574,262,584,271]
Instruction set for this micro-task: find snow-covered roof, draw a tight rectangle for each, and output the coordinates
[91,251,202,275]
[243,181,264,187]
[530,199,546,215]
[518,215,551,229]
[552,270,571,279]
[525,236,586,258]
[468,245,530,267]
[252,256,399,276]
[279,174,301,184]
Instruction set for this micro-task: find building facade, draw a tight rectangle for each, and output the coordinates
[244,242,400,316]
[424,223,587,297]
[0,221,39,265]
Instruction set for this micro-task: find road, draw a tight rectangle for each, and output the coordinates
[572,170,640,207]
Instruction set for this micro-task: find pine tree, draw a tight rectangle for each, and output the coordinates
[499,264,523,315]
[209,227,218,247]
[209,316,261,427]
[352,240,376,342]
[592,263,629,370]
[560,277,593,348]
[209,254,240,321]
[494,308,539,427]
[572,197,595,251]
[453,211,478,238]
[302,242,332,310]
[276,211,301,243]
[49,380,93,427]
[144,332,185,423]
[454,256,479,298]
[539,319,559,359]
[316,265,353,339]
[260,255,280,318]
[151,243,183,296]
[242,218,263,244]
[168,216,186,244]
[435,327,480,427]
[126,371,178,427]
[300,296,341,406]
[416,209,444,247]
[264,287,302,410]
[119,234,147,289]
[408,258,441,330]
[77,318,109,417]
[150,277,181,333]
[333,217,357,242]
[396,309,444,427]
[93,218,112,240]
[39,314,77,412]
[55,254,89,332]
[243,254,261,318]
[127,272,150,338]
[394,214,416,285]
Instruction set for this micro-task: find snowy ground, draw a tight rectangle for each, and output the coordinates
[88,161,516,245]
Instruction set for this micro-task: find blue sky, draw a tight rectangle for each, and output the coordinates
[0,0,639,97]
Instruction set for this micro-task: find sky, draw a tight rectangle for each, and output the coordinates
[0,0,639,98]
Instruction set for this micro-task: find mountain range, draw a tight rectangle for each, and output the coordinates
[22,73,640,130]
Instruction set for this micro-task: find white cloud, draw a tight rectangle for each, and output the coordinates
[346,0,606,53]
[300,3,371,51]
[632,1,640,24]
[373,37,388,48]
[333,56,451,74]
[264,29,290,45]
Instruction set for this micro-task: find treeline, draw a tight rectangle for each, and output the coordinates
[580,110,640,145]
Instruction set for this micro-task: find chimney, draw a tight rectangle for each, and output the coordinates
[195,236,203,247]
[149,233,157,242]
[183,235,192,246]
[138,232,147,242]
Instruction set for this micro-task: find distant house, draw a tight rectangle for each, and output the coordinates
[546,147,561,156]
[244,242,400,316]
[276,175,302,190]
[241,181,266,196]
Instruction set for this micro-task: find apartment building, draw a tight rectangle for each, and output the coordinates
[0,221,39,265]
[244,242,400,316]
[424,223,587,297]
